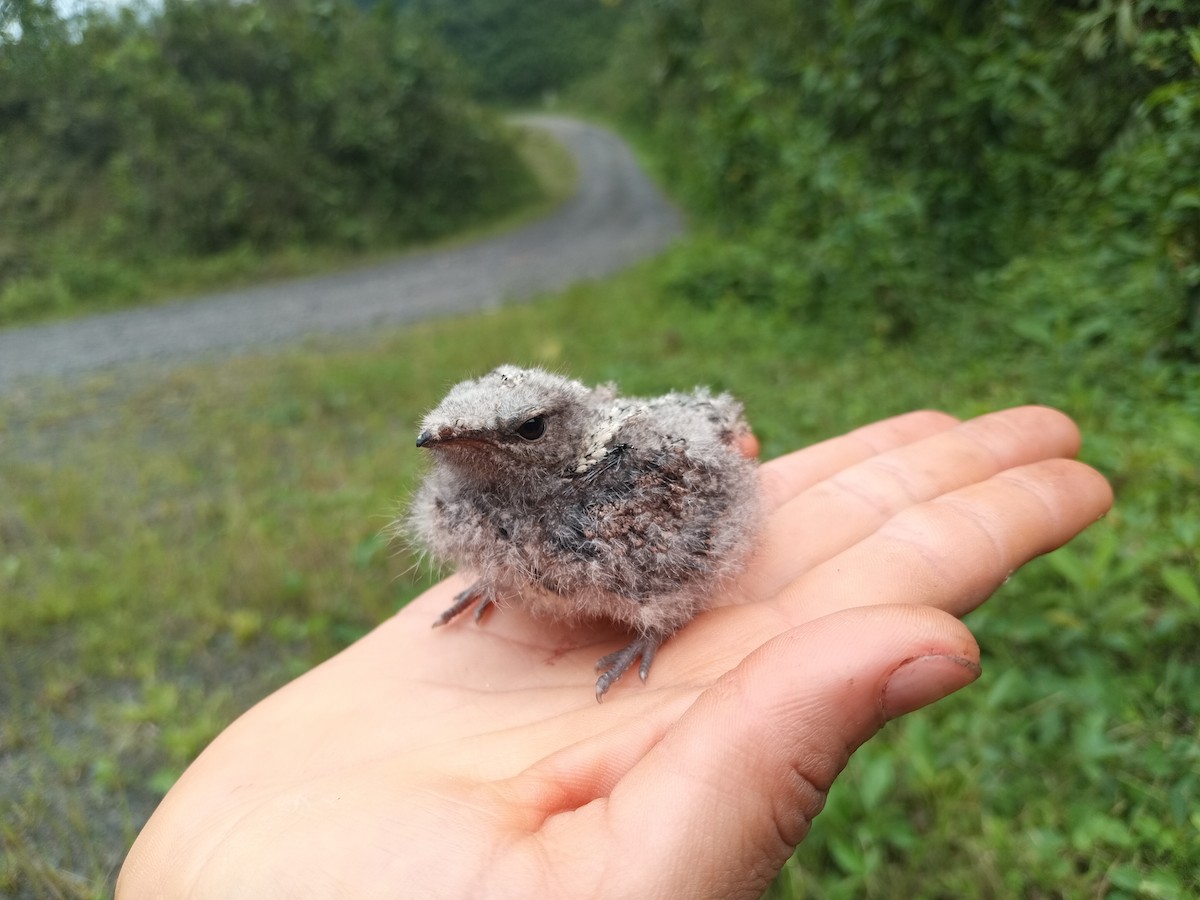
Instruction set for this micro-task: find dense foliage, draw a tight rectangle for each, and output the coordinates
[605,0,1200,353]
[392,0,631,103]
[0,0,539,320]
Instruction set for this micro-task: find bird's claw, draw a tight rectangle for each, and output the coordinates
[593,636,659,702]
[432,583,490,628]
[473,597,494,624]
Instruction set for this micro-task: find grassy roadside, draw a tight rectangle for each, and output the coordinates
[2,249,1198,896]
[0,121,577,331]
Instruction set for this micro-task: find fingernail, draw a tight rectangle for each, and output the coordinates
[881,655,981,719]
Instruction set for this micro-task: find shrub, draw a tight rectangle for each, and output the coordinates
[0,0,539,311]
[603,0,1200,349]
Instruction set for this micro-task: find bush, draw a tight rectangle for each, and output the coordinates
[603,0,1200,348]
[393,0,632,103]
[0,0,539,313]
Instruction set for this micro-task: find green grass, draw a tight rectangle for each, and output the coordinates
[0,122,577,330]
[2,253,1198,897]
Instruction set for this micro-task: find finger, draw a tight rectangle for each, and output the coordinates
[591,605,980,899]
[744,406,1084,600]
[757,409,960,513]
[773,457,1113,622]
[737,430,760,459]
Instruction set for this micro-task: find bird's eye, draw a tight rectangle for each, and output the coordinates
[516,415,546,441]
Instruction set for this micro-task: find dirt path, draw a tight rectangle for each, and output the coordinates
[0,115,682,389]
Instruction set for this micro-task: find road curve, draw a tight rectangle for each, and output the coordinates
[0,116,682,389]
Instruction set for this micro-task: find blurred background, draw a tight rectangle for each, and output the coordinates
[1,0,1198,896]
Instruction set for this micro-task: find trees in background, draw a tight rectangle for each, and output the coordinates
[0,0,538,310]
[392,0,631,103]
[604,0,1199,354]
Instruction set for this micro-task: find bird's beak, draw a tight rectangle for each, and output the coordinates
[417,425,492,450]
[416,427,472,448]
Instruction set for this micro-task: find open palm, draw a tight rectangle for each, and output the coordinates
[118,406,1111,899]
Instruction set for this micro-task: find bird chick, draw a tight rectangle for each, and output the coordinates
[404,365,760,700]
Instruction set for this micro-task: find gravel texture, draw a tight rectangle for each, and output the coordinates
[0,115,683,390]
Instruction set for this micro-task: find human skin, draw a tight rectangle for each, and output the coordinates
[117,405,1112,900]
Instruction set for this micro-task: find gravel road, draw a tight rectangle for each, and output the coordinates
[0,115,682,390]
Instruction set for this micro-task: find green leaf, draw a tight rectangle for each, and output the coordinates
[1161,565,1200,609]
[858,753,895,809]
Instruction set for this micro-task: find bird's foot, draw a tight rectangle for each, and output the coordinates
[432,581,494,627]
[473,596,495,624]
[593,635,660,702]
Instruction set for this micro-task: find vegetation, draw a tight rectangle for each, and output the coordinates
[0,0,543,324]
[587,1,1200,894]
[3,259,1198,897]
[599,0,1200,354]
[390,0,632,103]
[2,0,1198,897]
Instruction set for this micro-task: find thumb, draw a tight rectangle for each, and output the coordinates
[606,604,980,900]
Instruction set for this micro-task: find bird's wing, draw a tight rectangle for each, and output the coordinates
[546,443,732,601]
[642,389,747,448]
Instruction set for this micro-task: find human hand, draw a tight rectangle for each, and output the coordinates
[117,406,1111,899]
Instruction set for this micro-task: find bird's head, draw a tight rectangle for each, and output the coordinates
[416,366,612,482]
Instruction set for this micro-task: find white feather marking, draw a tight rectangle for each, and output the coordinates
[574,402,646,473]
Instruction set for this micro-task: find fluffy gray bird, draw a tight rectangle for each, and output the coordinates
[405,365,760,700]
